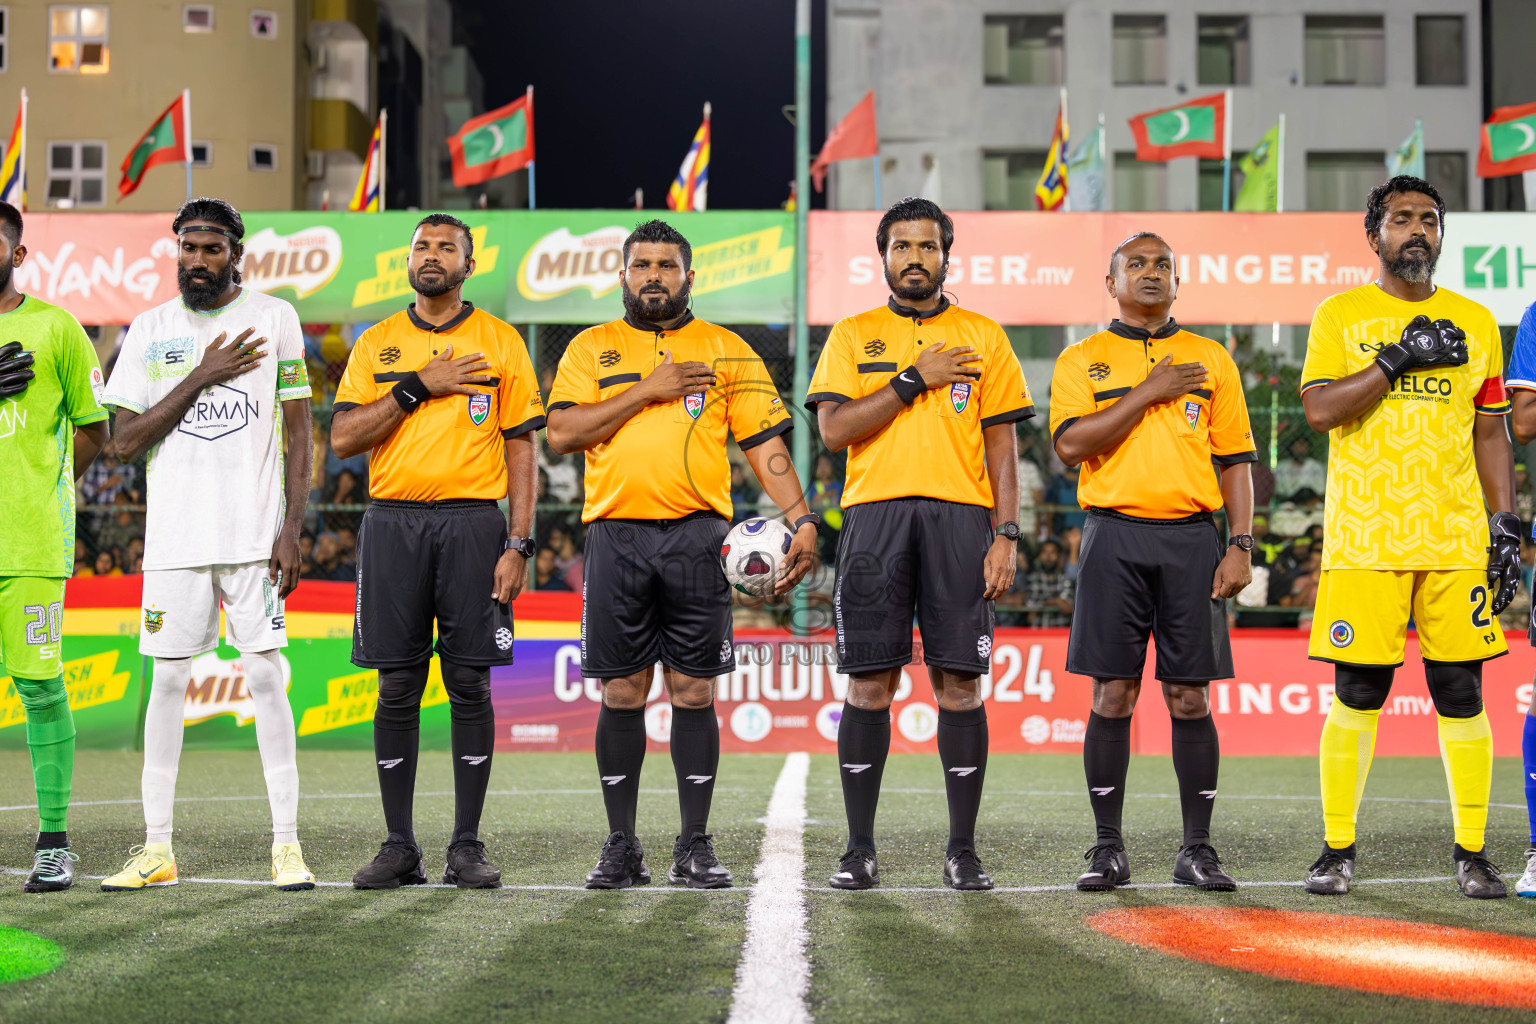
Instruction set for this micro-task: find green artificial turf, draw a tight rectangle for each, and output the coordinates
[0,751,1532,1023]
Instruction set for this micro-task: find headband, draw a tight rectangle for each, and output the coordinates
[177,223,243,246]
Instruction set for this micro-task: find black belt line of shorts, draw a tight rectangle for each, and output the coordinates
[1088,507,1215,527]
[369,498,501,511]
[595,510,727,530]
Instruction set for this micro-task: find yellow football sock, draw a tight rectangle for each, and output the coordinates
[1437,711,1493,852]
[1320,700,1380,848]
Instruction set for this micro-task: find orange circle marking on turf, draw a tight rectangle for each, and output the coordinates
[1086,907,1536,1010]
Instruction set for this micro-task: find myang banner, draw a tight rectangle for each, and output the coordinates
[807,210,1536,326]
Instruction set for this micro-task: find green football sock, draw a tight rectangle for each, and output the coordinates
[13,675,74,832]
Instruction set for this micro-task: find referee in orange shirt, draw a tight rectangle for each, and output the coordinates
[547,219,818,890]
[331,214,544,890]
[1049,232,1255,893]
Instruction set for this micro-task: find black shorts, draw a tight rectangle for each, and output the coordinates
[353,499,514,669]
[1066,508,1233,683]
[581,512,734,679]
[833,498,994,676]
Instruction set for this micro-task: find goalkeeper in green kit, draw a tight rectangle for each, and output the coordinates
[0,201,110,892]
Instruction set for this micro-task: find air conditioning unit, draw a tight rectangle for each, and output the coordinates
[306,150,326,180]
[312,43,329,73]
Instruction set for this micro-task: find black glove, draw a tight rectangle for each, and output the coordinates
[0,340,34,399]
[1487,511,1522,615]
[1375,315,1469,384]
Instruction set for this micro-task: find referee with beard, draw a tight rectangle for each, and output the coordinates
[332,214,544,890]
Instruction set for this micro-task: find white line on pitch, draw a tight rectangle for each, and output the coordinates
[0,788,727,814]
[727,752,812,1024]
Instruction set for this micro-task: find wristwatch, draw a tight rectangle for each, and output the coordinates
[793,513,823,533]
[1228,534,1254,552]
[504,536,536,558]
[996,521,1022,541]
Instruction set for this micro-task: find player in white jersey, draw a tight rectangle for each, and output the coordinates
[98,198,316,891]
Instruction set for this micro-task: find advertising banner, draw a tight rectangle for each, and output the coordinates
[0,636,143,750]
[807,211,1536,326]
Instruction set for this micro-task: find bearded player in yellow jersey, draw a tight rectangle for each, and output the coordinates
[1299,176,1519,899]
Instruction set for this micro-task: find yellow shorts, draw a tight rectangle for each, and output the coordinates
[1308,568,1508,666]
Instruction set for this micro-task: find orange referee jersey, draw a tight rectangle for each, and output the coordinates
[334,303,545,501]
[549,313,791,523]
[806,297,1034,508]
[1048,319,1256,519]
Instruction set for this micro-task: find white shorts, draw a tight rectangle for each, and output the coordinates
[140,562,288,658]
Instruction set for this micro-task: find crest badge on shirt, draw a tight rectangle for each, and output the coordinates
[950,382,971,414]
[468,393,490,426]
[684,392,704,420]
[1184,400,1202,429]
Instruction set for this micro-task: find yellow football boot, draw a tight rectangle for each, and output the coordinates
[100,844,178,891]
[272,842,316,891]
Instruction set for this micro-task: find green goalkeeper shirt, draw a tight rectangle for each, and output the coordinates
[0,295,109,578]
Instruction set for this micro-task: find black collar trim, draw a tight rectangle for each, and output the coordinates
[1108,318,1180,341]
[407,301,476,333]
[623,309,695,335]
[888,294,950,322]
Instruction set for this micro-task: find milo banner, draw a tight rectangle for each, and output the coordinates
[13,210,795,326]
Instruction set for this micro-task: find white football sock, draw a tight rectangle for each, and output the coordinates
[245,650,300,844]
[142,657,191,845]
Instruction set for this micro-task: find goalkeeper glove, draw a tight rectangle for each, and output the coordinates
[1487,511,1522,615]
[0,340,34,399]
[1375,315,1469,384]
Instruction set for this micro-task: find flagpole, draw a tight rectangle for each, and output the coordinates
[1221,88,1232,212]
[1269,113,1283,471]
[1059,85,1069,211]
[792,0,812,624]
[378,108,388,212]
[872,155,881,210]
[525,85,536,211]
[183,88,192,201]
[1275,113,1285,213]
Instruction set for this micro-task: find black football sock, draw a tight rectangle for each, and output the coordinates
[1171,714,1220,846]
[374,662,429,847]
[838,702,891,852]
[937,705,988,856]
[443,660,495,846]
[595,703,647,837]
[670,704,719,839]
[36,831,68,851]
[1083,711,1132,847]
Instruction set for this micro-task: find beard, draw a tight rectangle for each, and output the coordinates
[408,262,467,298]
[622,280,691,322]
[177,260,236,309]
[1384,237,1439,285]
[0,258,13,294]
[884,259,946,302]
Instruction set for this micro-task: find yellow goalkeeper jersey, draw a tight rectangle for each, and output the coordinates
[1299,283,1509,571]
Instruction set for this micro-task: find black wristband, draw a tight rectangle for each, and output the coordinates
[889,365,925,404]
[391,371,431,413]
[793,513,823,533]
[1374,342,1411,384]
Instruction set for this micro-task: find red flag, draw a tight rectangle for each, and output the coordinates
[119,91,190,199]
[448,94,533,188]
[1128,92,1226,162]
[810,91,878,192]
[1476,101,1536,178]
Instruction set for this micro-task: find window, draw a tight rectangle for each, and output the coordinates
[982,149,1047,210]
[1425,151,1468,211]
[1306,151,1385,211]
[1113,15,1166,85]
[249,144,277,171]
[983,15,1064,85]
[0,8,10,73]
[250,10,277,39]
[1198,15,1249,85]
[190,141,212,168]
[49,5,109,73]
[46,141,105,206]
[1416,15,1465,85]
[1113,151,1167,210]
[1198,154,1248,211]
[1305,16,1384,86]
[183,5,213,32]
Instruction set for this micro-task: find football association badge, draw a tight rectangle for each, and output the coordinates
[684,392,704,419]
[144,609,165,634]
[950,382,971,413]
[468,393,490,426]
[1184,400,1201,429]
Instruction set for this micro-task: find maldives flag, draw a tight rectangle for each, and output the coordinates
[810,91,878,192]
[119,90,189,199]
[449,92,533,188]
[1128,92,1226,162]
[1476,102,1536,178]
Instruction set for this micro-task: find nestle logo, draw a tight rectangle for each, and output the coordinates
[379,346,401,365]
[1088,361,1111,381]
[178,384,258,442]
[598,349,621,367]
[863,339,886,356]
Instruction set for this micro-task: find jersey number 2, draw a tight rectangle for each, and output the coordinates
[1469,585,1492,628]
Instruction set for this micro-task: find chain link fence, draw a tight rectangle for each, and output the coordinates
[73,322,1532,630]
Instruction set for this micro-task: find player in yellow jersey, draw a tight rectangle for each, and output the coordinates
[1299,176,1518,899]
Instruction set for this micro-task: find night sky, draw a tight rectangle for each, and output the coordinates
[454,0,827,210]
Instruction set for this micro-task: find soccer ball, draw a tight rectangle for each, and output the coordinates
[720,517,794,597]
